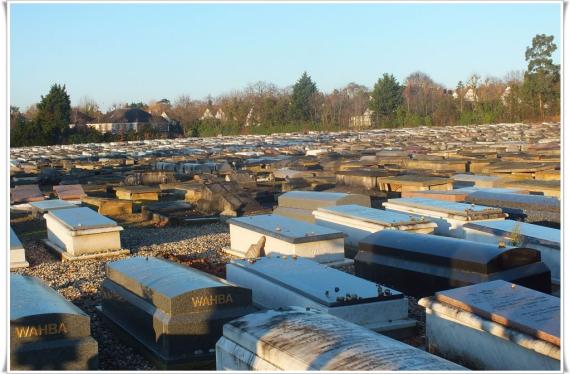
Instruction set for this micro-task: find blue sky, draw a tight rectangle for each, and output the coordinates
[10,2,561,110]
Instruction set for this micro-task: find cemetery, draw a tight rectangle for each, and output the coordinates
[8,122,562,371]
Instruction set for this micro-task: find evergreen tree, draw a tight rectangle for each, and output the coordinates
[289,72,318,122]
[369,73,403,126]
[36,84,71,144]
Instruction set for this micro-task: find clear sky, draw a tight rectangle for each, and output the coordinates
[10,1,561,111]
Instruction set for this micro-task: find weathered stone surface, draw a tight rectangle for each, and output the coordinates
[278,190,370,211]
[10,274,98,370]
[216,307,467,371]
[10,227,29,269]
[30,199,77,215]
[53,184,86,200]
[115,185,160,201]
[10,184,45,204]
[100,256,256,369]
[81,196,133,216]
[436,280,559,345]
[227,256,416,336]
[355,230,551,297]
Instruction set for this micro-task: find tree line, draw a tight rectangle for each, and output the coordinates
[11,34,559,146]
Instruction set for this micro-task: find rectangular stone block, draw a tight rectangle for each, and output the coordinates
[100,257,256,369]
[114,186,160,201]
[11,185,45,204]
[44,207,124,258]
[383,197,506,238]
[215,307,466,371]
[10,274,98,370]
[227,214,346,264]
[30,199,77,217]
[53,184,86,201]
[226,256,416,337]
[463,220,560,284]
[355,230,551,298]
[10,227,29,269]
[313,204,436,258]
[419,280,560,370]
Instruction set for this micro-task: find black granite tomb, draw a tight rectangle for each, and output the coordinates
[354,230,551,298]
[99,256,256,369]
[10,274,99,370]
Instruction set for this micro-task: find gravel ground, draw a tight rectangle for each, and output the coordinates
[12,218,428,369]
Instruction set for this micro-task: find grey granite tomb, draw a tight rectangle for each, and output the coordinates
[99,256,256,369]
[10,274,99,370]
[215,307,467,371]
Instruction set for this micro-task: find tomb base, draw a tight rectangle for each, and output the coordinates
[42,239,130,261]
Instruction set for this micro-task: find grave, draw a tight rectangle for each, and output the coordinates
[401,187,526,202]
[215,307,466,371]
[334,169,389,190]
[463,220,560,285]
[419,280,560,370]
[499,179,560,198]
[81,196,133,216]
[226,256,416,337]
[114,185,160,201]
[451,174,503,188]
[10,227,29,269]
[354,230,551,298]
[382,197,506,238]
[44,207,128,260]
[29,199,77,218]
[10,184,45,204]
[10,274,99,370]
[274,190,370,223]
[99,256,256,369]
[227,214,347,264]
[377,175,453,193]
[465,190,560,226]
[312,204,436,258]
[53,184,86,201]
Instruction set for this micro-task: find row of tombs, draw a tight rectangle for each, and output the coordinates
[10,189,560,371]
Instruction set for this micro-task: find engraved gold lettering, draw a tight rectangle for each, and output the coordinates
[29,327,38,337]
[58,322,67,334]
[48,323,57,334]
[15,326,30,338]
[191,294,234,307]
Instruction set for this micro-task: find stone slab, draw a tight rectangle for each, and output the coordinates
[384,197,504,218]
[435,280,559,346]
[29,199,77,213]
[217,307,466,371]
[228,214,346,244]
[42,239,130,262]
[53,184,86,200]
[315,204,431,227]
[464,220,560,249]
[11,185,45,204]
[278,191,371,211]
[47,207,118,231]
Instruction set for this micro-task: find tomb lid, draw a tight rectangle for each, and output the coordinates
[231,256,402,307]
[466,191,560,209]
[385,197,504,217]
[222,307,465,370]
[10,227,24,250]
[378,175,451,186]
[47,207,117,231]
[359,230,540,274]
[106,256,249,315]
[335,169,388,177]
[228,214,346,243]
[316,205,433,227]
[279,190,352,202]
[114,185,161,193]
[29,199,76,212]
[451,174,501,182]
[11,274,91,338]
[435,280,560,346]
[464,220,560,249]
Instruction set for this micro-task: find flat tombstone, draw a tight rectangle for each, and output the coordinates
[100,256,256,369]
[435,280,559,346]
[216,307,466,371]
[11,185,45,204]
[10,274,98,370]
[30,199,77,215]
[10,227,29,269]
[53,184,86,200]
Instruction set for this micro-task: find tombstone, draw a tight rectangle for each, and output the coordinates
[114,185,160,201]
[334,169,388,190]
[465,191,560,226]
[227,214,347,265]
[53,184,86,201]
[354,230,551,298]
[312,204,437,258]
[99,257,256,369]
[10,184,45,205]
[463,220,560,285]
[44,207,127,260]
[499,179,560,198]
[377,175,453,193]
[10,274,99,370]
[419,280,560,370]
[451,174,503,188]
[81,196,133,216]
[274,191,370,223]
[215,307,466,371]
[10,227,29,269]
[29,199,77,218]
[226,256,416,337]
[382,197,506,238]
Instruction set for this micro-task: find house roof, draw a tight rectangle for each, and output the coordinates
[101,108,152,123]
